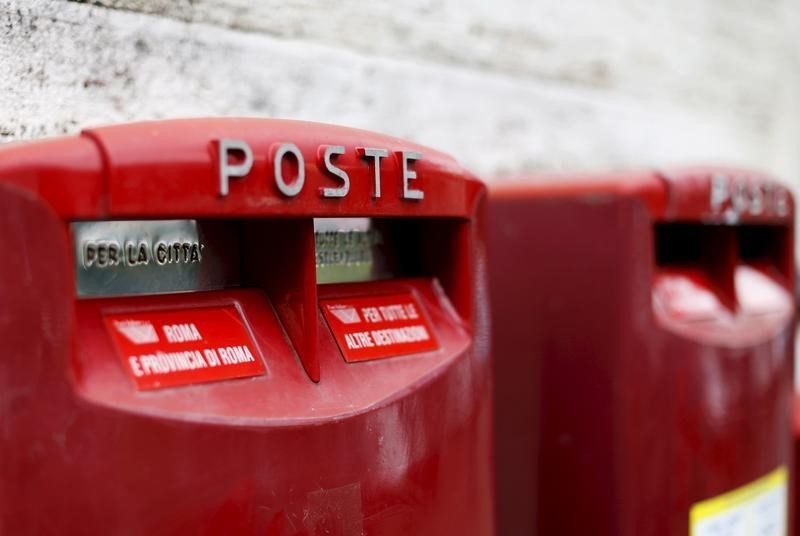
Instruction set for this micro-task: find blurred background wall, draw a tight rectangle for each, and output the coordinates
[1,0,798,181]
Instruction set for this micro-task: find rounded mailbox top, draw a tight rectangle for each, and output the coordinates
[0,118,485,220]
[489,165,793,225]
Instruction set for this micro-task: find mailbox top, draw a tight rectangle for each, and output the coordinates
[0,118,484,220]
[490,166,794,225]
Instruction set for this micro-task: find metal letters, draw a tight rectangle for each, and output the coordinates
[710,173,790,221]
[401,151,424,200]
[73,220,238,297]
[273,142,305,197]
[321,145,349,198]
[360,147,389,198]
[218,138,254,197]
[217,139,423,201]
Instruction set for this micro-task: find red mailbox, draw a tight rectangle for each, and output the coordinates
[794,395,800,536]
[489,169,794,535]
[0,118,493,534]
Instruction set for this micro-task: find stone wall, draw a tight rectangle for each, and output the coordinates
[2,0,798,181]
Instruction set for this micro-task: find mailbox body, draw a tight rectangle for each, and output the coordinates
[489,170,794,535]
[794,395,800,536]
[0,119,493,534]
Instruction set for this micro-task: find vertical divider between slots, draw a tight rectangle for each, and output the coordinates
[243,218,320,382]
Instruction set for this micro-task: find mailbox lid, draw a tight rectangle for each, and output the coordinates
[0,136,105,218]
[84,118,483,218]
[0,118,484,220]
[492,166,794,225]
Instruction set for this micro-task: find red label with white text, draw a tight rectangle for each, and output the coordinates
[104,306,265,390]
[321,293,439,362]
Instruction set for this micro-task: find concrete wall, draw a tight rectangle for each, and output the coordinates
[1,0,798,181]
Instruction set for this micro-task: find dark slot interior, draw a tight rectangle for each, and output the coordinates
[654,222,791,281]
[310,217,470,289]
[351,217,473,318]
[654,224,707,266]
[309,217,470,287]
[376,218,434,279]
[737,225,789,268]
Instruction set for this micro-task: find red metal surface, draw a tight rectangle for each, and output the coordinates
[496,166,794,225]
[489,168,794,535]
[794,394,800,536]
[0,119,493,534]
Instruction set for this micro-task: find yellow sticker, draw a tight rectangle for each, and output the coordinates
[690,466,787,536]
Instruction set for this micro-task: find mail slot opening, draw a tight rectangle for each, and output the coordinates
[653,222,792,317]
[654,223,738,310]
[655,222,790,279]
[654,223,715,267]
[314,218,392,284]
[314,216,472,367]
[737,225,791,279]
[313,217,473,315]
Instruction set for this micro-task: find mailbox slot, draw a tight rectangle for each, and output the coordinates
[652,221,793,342]
[313,217,472,366]
[69,214,474,384]
[655,223,713,267]
[655,222,791,281]
[737,224,792,277]
[67,213,474,388]
[313,217,473,308]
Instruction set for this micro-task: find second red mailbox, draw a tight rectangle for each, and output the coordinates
[490,169,794,535]
[0,119,493,534]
